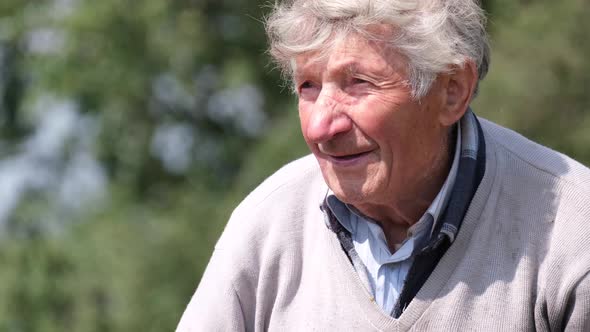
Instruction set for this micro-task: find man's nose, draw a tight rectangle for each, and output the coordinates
[304,90,353,144]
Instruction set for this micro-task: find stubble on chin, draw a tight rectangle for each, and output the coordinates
[320,162,382,206]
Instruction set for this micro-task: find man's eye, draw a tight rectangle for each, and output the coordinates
[297,81,321,99]
[352,77,369,85]
[298,81,320,95]
[300,81,314,90]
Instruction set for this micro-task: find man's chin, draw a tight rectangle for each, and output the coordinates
[326,182,371,206]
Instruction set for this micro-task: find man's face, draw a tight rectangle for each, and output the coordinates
[294,32,451,219]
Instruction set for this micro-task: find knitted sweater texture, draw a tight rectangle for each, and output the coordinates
[177,119,590,331]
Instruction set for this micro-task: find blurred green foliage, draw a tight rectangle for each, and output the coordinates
[0,0,588,331]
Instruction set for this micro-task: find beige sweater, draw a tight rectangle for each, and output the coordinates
[177,119,590,331]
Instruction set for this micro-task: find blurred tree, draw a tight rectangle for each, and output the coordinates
[0,0,291,330]
[474,0,590,162]
[0,1,29,141]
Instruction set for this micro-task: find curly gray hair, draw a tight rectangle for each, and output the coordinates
[265,0,490,98]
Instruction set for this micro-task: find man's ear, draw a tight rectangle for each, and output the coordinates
[438,60,478,126]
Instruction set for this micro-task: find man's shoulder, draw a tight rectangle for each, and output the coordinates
[481,117,590,260]
[216,154,326,250]
[235,154,325,213]
[481,117,590,194]
[479,118,590,281]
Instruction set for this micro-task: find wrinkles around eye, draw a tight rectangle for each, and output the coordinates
[298,81,321,99]
[351,77,371,85]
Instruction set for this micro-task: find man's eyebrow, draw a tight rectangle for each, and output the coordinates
[292,72,309,84]
[293,57,399,82]
[344,63,360,75]
[292,61,325,84]
[342,61,397,81]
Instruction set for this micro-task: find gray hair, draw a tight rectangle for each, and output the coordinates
[265,0,490,98]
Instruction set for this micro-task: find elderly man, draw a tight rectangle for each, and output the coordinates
[177,0,590,330]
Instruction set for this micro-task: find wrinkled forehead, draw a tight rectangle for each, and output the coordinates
[290,29,407,77]
[291,27,388,62]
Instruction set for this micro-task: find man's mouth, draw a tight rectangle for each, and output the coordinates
[332,151,370,160]
[328,150,373,166]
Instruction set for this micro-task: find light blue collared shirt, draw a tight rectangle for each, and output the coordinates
[326,124,462,316]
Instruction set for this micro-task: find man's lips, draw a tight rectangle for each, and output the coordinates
[330,151,372,160]
[320,149,376,165]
